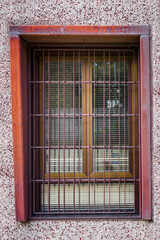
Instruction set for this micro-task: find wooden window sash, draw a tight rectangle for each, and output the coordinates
[38,54,138,179]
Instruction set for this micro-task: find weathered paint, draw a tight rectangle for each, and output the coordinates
[10,25,150,36]
[10,36,28,221]
[140,35,151,220]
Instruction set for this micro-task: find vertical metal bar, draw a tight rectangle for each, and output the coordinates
[108,51,111,212]
[28,46,32,217]
[103,51,105,212]
[48,51,50,212]
[33,50,36,214]
[93,50,96,212]
[63,51,66,212]
[42,50,45,212]
[73,51,75,212]
[88,50,90,212]
[133,51,136,212]
[58,51,60,212]
[123,51,126,212]
[118,51,121,212]
[78,51,81,212]
[138,48,142,216]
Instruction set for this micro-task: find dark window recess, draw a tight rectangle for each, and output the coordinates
[29,48,140,218]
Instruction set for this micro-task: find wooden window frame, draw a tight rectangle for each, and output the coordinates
[38,55,136,180]
[10,25,151,221]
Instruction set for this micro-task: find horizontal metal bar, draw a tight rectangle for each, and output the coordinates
[31,145,139,149]
[31,178,139,183]
[31,113,139,117]
[33,48,136,52]
[29,214,141,220]
[33,211,136,215]
[31,81,139,84]
[29,43,139,48]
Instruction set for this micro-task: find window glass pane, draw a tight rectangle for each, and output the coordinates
[44,59,83,175]
[41,182,134,211]
[45,117,82,146]
[92,60,130,174]
[46,149,83,173]
[94,149,129,172]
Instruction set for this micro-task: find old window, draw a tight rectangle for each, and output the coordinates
[30,48,139,216]
[10,25,151,221]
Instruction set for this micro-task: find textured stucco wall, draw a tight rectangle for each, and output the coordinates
[0,0,160,239]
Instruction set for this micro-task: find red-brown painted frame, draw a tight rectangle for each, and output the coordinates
[10,25,151,221]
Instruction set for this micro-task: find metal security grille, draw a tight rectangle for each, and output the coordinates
[29,47,140,219]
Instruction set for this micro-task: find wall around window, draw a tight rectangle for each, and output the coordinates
[1,0,160,239]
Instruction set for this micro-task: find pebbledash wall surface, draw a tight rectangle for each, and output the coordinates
[0,0,160,239]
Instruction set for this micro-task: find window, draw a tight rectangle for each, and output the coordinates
[10,26,151,221]
[32,49,138,215]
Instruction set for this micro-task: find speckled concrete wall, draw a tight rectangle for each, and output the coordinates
[0,0,160,239]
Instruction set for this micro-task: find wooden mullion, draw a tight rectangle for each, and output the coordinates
[88,62,93,175]
[85,60,93,176]
[82,60,88,176]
